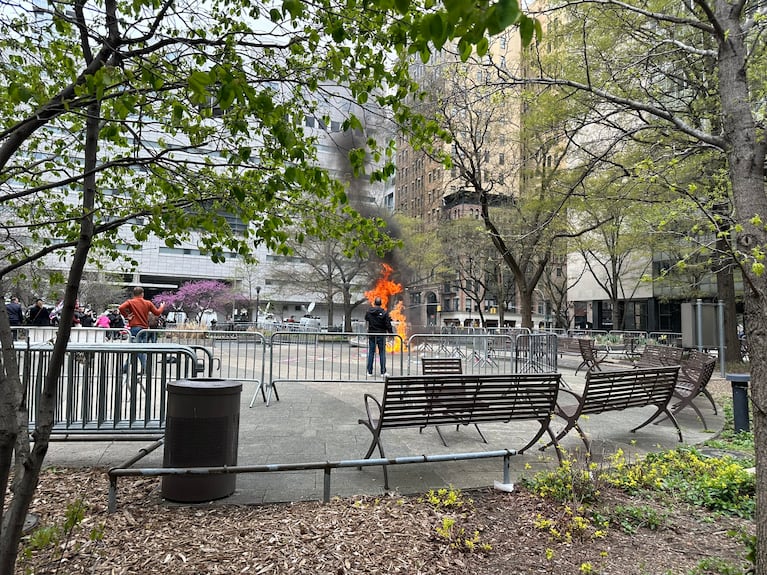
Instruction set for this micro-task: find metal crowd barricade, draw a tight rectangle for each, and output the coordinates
[605,330,648,359]
[567,329,609,338]
[140,328,268,403]
[13,326,130,344]
[406,333,516,375]
[15,342,199,439]
[648,332,684,347]
[262,331,405,405]
[514,333,558,373]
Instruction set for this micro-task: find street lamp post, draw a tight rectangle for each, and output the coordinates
[255,286,261,326]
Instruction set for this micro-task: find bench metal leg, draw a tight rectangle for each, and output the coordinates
[433,426,448,447]
[472,424,487,444]
[517,421,553,455]
[701,389,718,415]
[657,397,709,430]
[359,423,390,489]
[633,407,683,442]
[541,420,590,455]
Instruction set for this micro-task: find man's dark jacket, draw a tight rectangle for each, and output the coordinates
[365,306,393,333]
[6,301,23,325]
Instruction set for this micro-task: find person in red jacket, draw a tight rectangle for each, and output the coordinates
[119,287,165,372]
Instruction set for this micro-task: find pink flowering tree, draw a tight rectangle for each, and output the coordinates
[156,280,234,324]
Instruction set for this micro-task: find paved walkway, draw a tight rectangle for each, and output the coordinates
[44,359,724,507]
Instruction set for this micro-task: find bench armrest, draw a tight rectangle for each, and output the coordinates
[362,393,383,425]
[556,386,583,403]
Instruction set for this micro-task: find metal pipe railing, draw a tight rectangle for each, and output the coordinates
[107,448,516,512]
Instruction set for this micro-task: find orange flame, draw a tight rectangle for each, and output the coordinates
[364,263,407,352]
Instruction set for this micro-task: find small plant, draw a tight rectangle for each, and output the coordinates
[609,504,667,534]
[24,525,61,555]
[422,486,470,509]
[522,450,603,505]
[728,529,756,573]
[435,517,491,553]
[688,557,747,575]
[424,488,489,554]
[533,504,608,544]
[22,499,88,560]
[89,524,106,542]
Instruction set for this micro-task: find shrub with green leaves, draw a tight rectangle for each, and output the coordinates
[522,455,603,504]
[604,447,754,517]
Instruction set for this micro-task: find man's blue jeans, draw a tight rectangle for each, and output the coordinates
[367,334,387,374]
[129,326,148,371]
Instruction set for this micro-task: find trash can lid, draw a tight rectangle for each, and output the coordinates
[168,378,243,395]
[725,373,751,383]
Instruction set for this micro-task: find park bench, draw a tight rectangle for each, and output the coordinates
[421,357,463,375]
[358,372,562,489]
[575,338,609,375]
[544,365,682,455]
[634,344,684,368]
[656,349,718,429]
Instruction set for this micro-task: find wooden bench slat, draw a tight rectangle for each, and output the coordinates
[421,357,463,375]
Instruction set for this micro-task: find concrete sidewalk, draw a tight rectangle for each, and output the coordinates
[43,362,724,506]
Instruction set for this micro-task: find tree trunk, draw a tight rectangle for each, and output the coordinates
[716,262,740,365]
[519,289,533,329]
[744,292,767,575]
[0,305,23,521]
[343,288,353,331]
[713,3,767,572]
[0,101,99,572]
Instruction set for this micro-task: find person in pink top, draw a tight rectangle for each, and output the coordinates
[119,287,165,372]
[95,313,111,328]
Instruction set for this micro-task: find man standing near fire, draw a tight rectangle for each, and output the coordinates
[365,296,393,376]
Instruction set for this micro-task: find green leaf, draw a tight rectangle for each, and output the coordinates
[218,82,235,110]
[331,23,345,43]
[428,13,444,42]
[497,0,521,28]
[476,37,488,57]
[282,0,303,20]
[458,39,473,62]
[519,16,535,47]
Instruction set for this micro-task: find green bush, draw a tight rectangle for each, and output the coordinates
[522,455,603,505]
[604,447,754,518]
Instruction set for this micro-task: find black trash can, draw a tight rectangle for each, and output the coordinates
[725,373,750,433]
[162,378,242,502]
